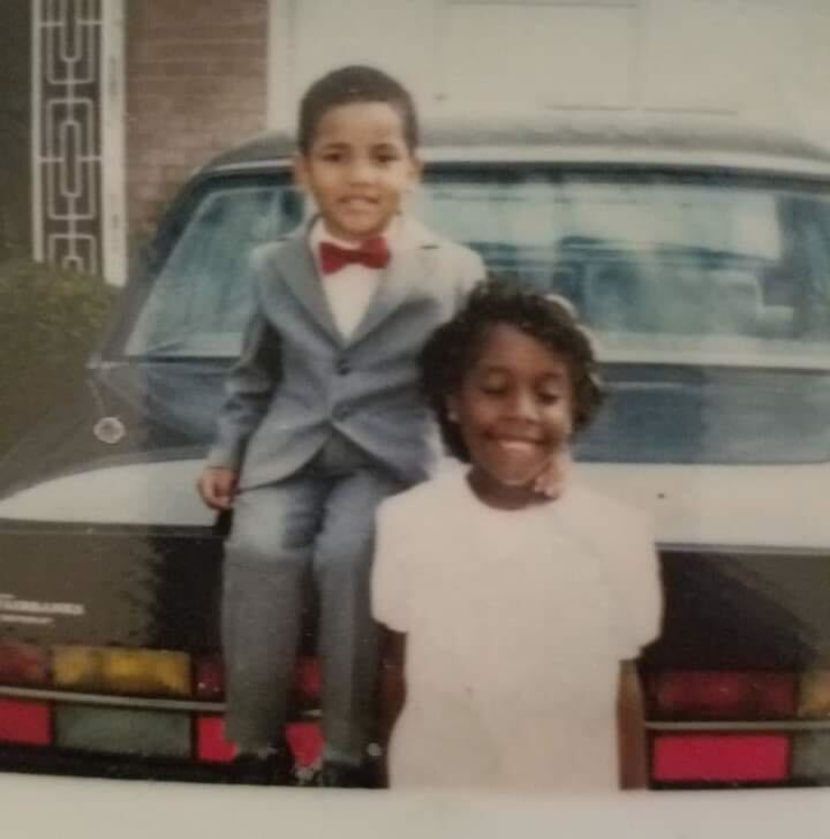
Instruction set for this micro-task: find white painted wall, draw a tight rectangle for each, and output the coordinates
[268,0,441,130]
[267,0,830,145]
[101,0,127,285]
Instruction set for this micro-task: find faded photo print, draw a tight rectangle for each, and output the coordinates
[2,0,830,793]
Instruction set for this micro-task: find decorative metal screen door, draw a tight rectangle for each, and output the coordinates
[31,0,125,284]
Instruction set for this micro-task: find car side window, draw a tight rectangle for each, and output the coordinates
[125,183,302,358]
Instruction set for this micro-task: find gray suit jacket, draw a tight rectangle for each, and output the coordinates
[207,217,485,489]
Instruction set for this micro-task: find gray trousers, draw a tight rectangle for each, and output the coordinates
[221,435,403,759]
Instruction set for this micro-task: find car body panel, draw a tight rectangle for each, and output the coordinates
[3,113,830,786]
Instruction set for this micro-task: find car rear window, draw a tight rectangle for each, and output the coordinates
[125,181,302,358]
[415,168,830,370]
[118,164,830,465]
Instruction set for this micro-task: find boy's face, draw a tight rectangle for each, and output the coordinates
[294,101,421,243]
[447,324,575,508]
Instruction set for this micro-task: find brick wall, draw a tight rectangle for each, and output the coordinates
[125,0,269,248]
[0,0,31,261]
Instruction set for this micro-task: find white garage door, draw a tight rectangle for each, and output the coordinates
[267,0,830,140]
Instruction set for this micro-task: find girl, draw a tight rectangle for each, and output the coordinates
[371,280,663,792]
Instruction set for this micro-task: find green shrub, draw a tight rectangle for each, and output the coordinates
[0,258,118,455]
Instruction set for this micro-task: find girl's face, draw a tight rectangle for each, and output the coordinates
[447,323,575,509]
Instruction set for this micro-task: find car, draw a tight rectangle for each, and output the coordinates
[1,112,830,787]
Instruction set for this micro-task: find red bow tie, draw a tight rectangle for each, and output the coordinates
[319,237,390,274]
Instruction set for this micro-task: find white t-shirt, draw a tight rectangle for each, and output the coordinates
[372,469,662,792]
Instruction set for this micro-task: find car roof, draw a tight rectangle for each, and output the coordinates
[204,111,830,180]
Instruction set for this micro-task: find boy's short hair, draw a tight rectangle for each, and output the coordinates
[297,65,419,153]
[419,278,605,462]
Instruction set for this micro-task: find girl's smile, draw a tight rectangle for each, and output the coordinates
[448,323,575,509]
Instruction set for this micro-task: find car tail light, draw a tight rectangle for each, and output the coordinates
[293,656,321,702]
[0,642,49,685]
[196,718,324,768]
[792,733,830,782]
[798,670,830,717]
[652,734,790,783]
[196,715,235,763]
[286,720,323,768]
[55,706,190,758]
[0,699,51,745]
[194,655,224,700]
[196,655,321,703]
[53,646,190,697]
[650,671,796,719]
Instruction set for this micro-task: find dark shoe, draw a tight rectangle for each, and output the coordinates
[231,747,294,786]
[319,760,376,789]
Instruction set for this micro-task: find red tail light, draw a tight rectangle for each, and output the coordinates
[652,734,789,783]
[194,656,224,700]
[0,699,51,745]
[293,657,321,702]
[195,656,321,702]
[286,721,323,768]
[0,643,49,686]
[650,671,796,719]
[196,715,235,763]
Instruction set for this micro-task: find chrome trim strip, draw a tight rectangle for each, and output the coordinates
[0,685,223,713]
[648,719,830,732]
[206,149,830,179]
[0,684,323,720]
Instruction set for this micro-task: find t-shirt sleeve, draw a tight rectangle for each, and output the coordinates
[371,498,411,633]
[607,508,663,659]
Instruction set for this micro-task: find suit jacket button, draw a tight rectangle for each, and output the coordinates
[336,359,351,375]
[334,405,351,421]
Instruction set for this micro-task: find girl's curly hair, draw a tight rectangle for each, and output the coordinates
[418,278,605,462]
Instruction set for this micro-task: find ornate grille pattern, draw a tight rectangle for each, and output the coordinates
[33,0,103,274]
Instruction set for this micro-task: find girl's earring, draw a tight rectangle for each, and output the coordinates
[447,408,459,423]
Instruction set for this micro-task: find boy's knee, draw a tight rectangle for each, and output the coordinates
[315,527,374,576]
[226,529,309,569]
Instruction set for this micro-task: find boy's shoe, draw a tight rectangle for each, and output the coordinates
[319,760,376,789]
[231,746,294,786]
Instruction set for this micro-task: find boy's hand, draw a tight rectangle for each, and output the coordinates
[532,451,572,499]
[198,466,239,511]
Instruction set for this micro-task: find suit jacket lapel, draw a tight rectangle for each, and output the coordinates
[349,217,440,346]
[276,227,343,344]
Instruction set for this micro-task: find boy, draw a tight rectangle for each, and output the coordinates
[198,65,484,787]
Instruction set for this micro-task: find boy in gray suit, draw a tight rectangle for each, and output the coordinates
[198,66,484,786]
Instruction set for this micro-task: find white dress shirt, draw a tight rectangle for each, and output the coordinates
[309,217,401,340]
